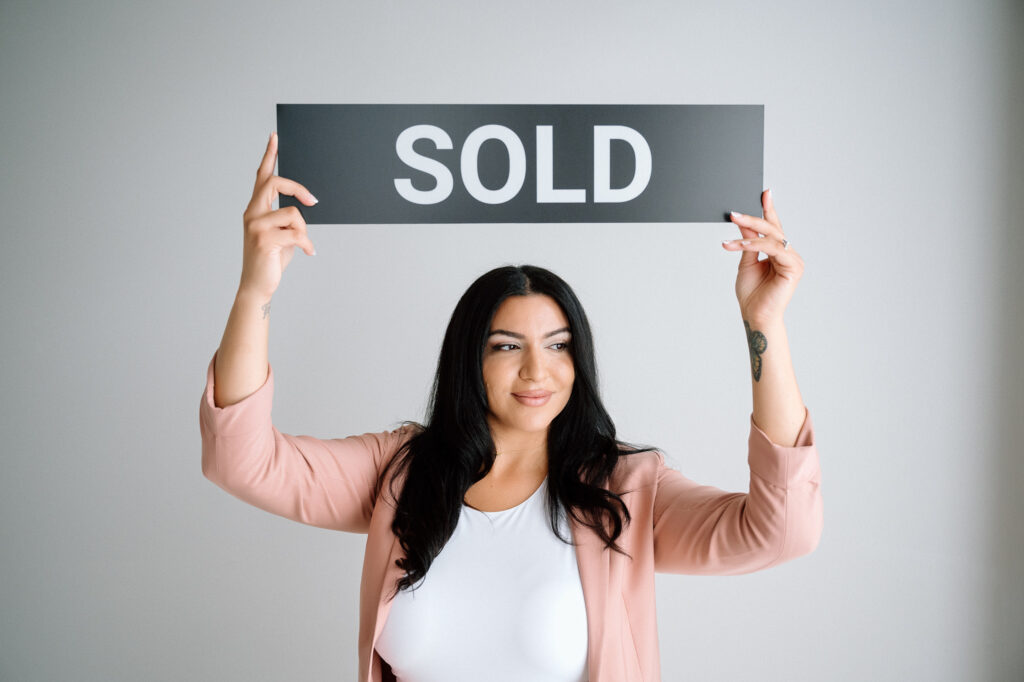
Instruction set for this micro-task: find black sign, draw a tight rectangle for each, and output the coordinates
[276,104,763,223]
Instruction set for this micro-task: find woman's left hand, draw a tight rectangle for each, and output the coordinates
[721,189,804,325]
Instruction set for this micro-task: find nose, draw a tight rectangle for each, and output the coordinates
[519,346,549,382]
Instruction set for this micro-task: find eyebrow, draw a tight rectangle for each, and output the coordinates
[487,327,571,339]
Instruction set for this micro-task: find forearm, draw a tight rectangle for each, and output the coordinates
[742,317,806,446]
[213,287,272,408]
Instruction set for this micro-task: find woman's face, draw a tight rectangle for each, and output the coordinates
[481,294,575,440]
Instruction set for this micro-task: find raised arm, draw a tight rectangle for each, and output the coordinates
[721,188,808,445]
[649,188,822,573]
[214,131,317,408]
[199,132,409,533]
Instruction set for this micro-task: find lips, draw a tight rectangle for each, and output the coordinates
[513,390,552,398]
[513,390,552,407]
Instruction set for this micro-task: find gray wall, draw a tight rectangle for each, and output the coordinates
[2,1,1021,680]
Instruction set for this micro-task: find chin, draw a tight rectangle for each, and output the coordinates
[509,415,557,433]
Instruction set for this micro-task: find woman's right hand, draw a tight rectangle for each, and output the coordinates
[238,131,319,299]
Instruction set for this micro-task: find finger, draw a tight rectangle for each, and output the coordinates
[721,236,761,268]
[735,223,760,240]
[731,220,763,268]
[730,210,784,239]
[267,226,317,257]
[722,236,794,255]
[251,206,317,256]
[762,188,781,230]
[734,223,762,267]
[261,176,319,212]
[722,237,802,276]
[255,132,278,188]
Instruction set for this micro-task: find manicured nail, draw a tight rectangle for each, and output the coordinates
[766,188,773,201]
[310,194,319,204]
[741,240,751,245]
[730,211,741,218]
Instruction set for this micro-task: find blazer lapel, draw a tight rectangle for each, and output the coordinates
[374,534,405,644]
[570,511,609,681]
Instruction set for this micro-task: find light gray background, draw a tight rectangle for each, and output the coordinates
[2,1,1021,680]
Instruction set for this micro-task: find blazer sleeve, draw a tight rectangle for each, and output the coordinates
[652,406,823,575]
[198,349,413,533]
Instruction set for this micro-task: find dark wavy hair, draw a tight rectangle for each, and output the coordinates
[374,264,657,600]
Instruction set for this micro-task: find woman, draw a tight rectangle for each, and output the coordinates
[200,132,822,682]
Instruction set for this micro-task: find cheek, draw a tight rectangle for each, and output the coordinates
[558,359,576,386]
[481,359,508,393]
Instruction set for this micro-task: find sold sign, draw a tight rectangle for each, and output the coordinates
[277,104,763,223]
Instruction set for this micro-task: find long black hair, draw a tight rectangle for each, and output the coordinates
[375,264,657,599]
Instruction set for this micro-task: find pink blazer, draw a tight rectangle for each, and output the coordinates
[199,350,823,681]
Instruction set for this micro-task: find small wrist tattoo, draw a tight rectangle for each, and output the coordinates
[744,320,767,381]
[260,301,271,320]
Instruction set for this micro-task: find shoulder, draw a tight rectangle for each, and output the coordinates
[609,445,666,489]
[378,422,424,458]
[343,422,421,450]
[334,422,424,477]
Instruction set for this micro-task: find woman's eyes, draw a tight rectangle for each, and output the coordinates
[491,342,570,351]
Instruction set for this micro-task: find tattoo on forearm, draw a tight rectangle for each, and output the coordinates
[260,301,271,320]
[744,320,767,381]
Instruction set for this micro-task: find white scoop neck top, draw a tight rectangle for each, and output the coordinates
[375,475,589,681]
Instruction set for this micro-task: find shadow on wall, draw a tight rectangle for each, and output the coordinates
[986,1,1024,680]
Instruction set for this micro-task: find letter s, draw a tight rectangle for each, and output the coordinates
[394,125,454,205]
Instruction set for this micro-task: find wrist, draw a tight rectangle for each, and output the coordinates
[741,312,784,330]
[236,286,273,306]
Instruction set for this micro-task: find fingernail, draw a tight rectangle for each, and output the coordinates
[767,188,773,201]
[312,248,317,256]
[310,194,319,205]
[741,240,751,245]
[730,211,741,218]
[722,239,732,245]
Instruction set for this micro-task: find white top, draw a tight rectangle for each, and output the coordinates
[374,475,589,682]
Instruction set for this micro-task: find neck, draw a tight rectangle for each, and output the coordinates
[487,423,549,477]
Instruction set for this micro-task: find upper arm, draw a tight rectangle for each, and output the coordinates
[651,409,823,575]
[652,457,768,575]
[198,350,414,533]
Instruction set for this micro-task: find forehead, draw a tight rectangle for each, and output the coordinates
[490,294,570,331]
